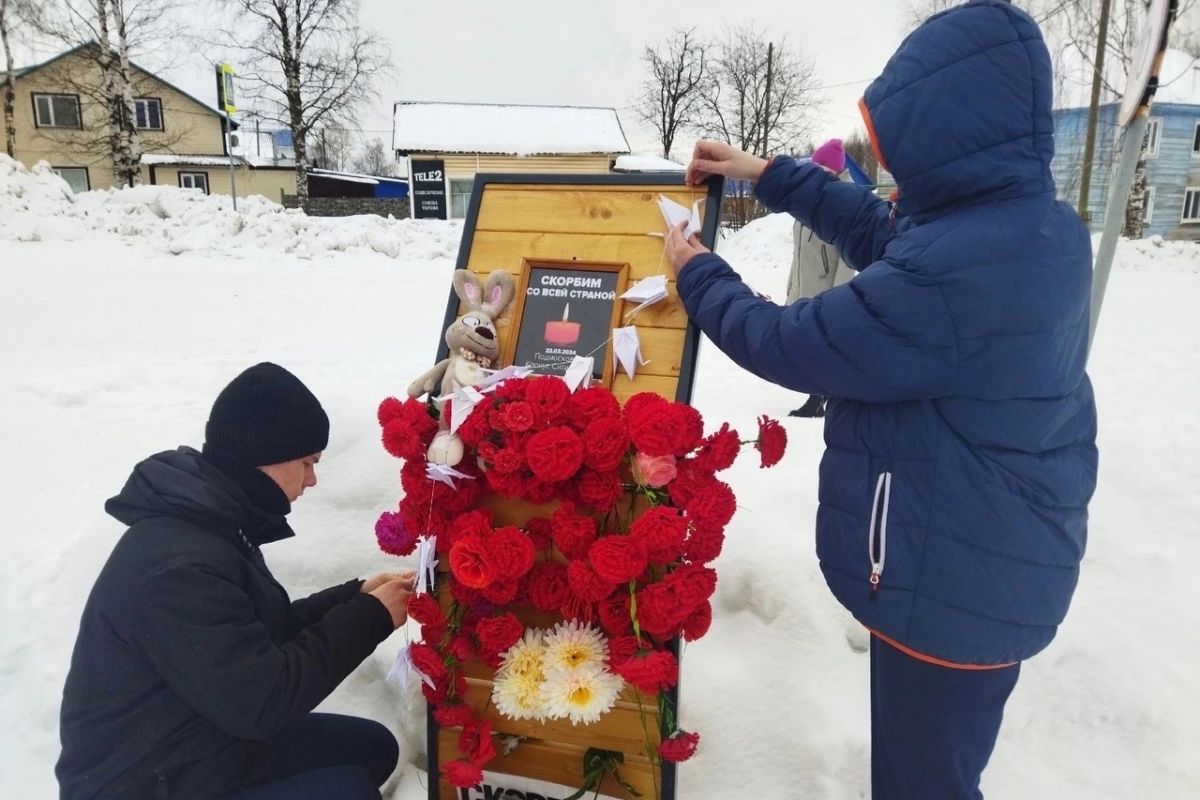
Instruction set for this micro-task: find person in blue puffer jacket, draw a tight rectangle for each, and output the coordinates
[664,1,1098,797]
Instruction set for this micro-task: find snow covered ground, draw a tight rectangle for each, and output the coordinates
[1,158,1198,798]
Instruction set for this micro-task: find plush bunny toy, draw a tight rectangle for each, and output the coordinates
[407,269,516,466]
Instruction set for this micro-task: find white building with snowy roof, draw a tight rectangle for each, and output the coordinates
[391,101,631,218]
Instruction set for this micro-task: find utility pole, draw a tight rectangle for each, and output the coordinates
[761,41,774,158]
[1078,0,1112,223]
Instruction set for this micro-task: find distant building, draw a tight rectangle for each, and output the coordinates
[391,101,631,218]
[1051,49,1199,240]
[3,42,296,200]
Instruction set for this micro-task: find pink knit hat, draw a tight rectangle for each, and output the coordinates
[811,138,846,173]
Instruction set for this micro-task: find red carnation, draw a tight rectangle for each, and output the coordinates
[443,509,493,553]
[551,503,598,560]
[501,401,535,432]
[694,422,741,473]
[433,702,475,728]
[381,418,425,461]
[582,417,630,472]
[406,593,444,627]
[684,480,737,530]
[625,394,677,457]
[525,427,584,483]
[481,577,522,605]
[623,392,666,420]
[607,634,644,665]
[755,415,788,468]
[658,730,700,763]
[487,525,536,581]
[377,396,406,427]
[420,622,448,648]
[685,525,726,564]
[567,386,622,427]
[448,580,480,606]
[524,375,570,424]
[636,582,690,638]
[449,537,497,589]
[597,591,633,636]
[494,377,527,401]
[526,561,570,611]
[524,479,560,506]
[423,673,468,706]
[491,447,523,474]
[671,402,705,454]
[668,458,719,507]
[476,612,524,659]
[485,467,530,499]
[610,646,679,693]
[668,563,719,609]
[630,506,688,565]
[457,396,495,448]
[442,759,483,789]
[588,535,648,584]
[409,642,447,684]
[683,600,713,641]
[574,469,625,513]
[567,559,617,602]
[459,718,497,766]
[448,634,476,662]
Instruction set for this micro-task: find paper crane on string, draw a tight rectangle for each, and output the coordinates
[613,326,647,380]
[561,355,595,393]
[657,194,703,238]
[620,275,669,318]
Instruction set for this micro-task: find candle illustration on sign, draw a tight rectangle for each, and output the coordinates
[544,303,582,347]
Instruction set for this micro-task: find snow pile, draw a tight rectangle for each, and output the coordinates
[0,154,459,261]
[392,102,630,156]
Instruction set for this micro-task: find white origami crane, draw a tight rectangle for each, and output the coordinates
[476,364,534,394]
[425,462,474,490]
[386,643,413,692]
[436,383,485,434]
[613,326,647,380]
[620,274,669,318]
[561,355,595,392]
[415,535,438,596]
[658,194,703,238]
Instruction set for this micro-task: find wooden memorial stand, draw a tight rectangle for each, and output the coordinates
[427,173,724,800]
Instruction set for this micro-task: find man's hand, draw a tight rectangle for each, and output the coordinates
[664,222,711,279]
[361,570,415,595]
[685,140,770,186]
[368,578,413,630]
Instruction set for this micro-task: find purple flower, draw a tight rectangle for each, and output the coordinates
[375,511,419,556]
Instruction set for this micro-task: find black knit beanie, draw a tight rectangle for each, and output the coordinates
[202,363,329,467]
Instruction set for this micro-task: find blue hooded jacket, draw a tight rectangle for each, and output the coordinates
[677,0,1098,665]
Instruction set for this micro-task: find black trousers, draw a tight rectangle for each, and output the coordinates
[233,713,399,799]
[871,636,1020,799]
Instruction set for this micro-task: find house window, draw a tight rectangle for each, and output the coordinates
[33,93,82,128]
[134,98,163,130]
[179,172,209,194]
[1144,117,1162,158]
[449,179,473,219]
[1143,186,1155,226]
[1192,121,1199,156]
[1182,187,1200,224]
[52,167,90,194]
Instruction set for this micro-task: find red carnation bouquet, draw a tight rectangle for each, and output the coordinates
[376,376,786,794]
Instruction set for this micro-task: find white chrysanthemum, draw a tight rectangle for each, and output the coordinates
[493,669,547,721]
[541,620,608,676]
[499,629,547,680]
[540,666,623,726]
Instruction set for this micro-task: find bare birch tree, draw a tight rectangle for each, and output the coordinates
[634,28,709,159]
[351,136,396,176]
[215,0,389,200]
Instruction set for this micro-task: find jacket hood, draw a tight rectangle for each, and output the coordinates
[105,447,294,546]
[861,0,1057,219]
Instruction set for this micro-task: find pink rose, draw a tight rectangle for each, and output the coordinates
[633,452,678,488]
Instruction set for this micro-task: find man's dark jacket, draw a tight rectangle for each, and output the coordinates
[56,447,394,799]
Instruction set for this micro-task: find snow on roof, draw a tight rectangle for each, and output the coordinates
[309,168,407,185]
[1055,48,1199,110]
[613,154,686,173]
[141,153,243,167]
[392,102,631,156]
